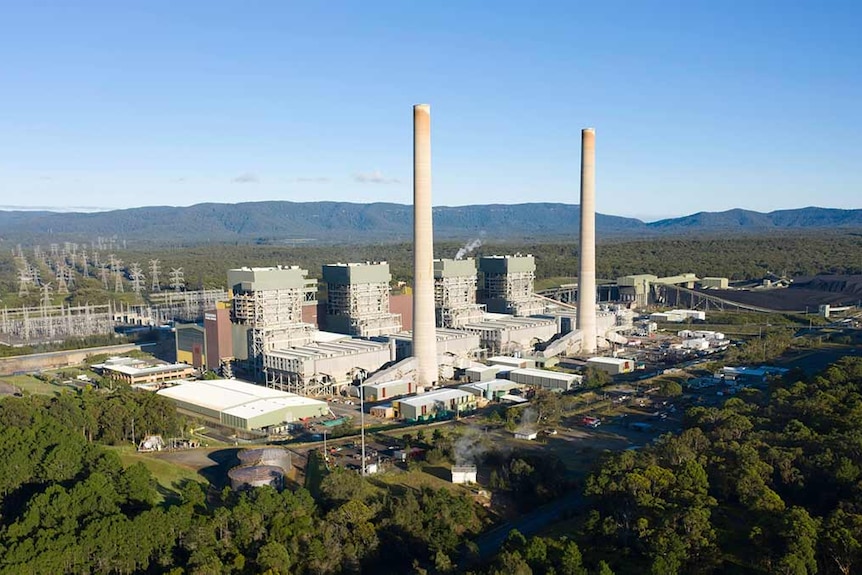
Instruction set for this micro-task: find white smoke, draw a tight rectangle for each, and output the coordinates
[515,407,538,434]
[454,427,489,466]
[454,238,483,260]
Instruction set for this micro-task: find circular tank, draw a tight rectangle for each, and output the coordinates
[237,447,292,473]
[228,465,284,491]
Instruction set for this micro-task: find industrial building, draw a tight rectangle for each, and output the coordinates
[386,328,480,362]
[204,302,234,375]
[478,255,545,316]
[462,315,557,356]
[360,379,415,402]
[586,356,635,375]
[487,355,532,369]
[175,323,206,369]
[434,258,485,328]
[263,335,395,396]
[650,309,706,323]
[508,367,582,392]
[323,262,402,338]
[459,379,523,400]
[157,379,328,430]
[395,388,476,421]
[175,301,235,374]
[465,364,502,382]
[700,277,729,289]
[228,266,317,372]
[95,357,195,386]
[615,274,702,308]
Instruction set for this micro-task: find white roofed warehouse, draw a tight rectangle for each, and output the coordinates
[586,357,635,375]
[157,379,328,431]
[395,388,477,422]
[509,367,582,392]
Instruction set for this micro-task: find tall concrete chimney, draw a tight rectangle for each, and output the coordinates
[578,128,597,354]
[413,104,437,386]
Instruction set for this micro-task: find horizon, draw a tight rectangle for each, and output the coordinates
[0,200,850,226]
[1,2,860,217]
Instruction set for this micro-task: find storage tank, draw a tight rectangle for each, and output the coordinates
[237,447,292,474]
[228,465,284,491]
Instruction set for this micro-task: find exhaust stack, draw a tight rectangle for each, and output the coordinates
[413,104,438,386]
[577,128,597,353]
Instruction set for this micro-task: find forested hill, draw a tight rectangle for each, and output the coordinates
[647,206,862,231]
[0,202,859,245]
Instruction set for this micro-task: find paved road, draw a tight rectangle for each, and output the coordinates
[472,490,588,560]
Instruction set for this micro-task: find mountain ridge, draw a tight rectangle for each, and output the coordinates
[0,202,859,245]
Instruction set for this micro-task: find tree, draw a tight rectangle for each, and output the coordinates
[658,379,683,397]
[559,539,587,575]
[256,541,291,574]
[583,367,611,389]
[822,509,862,575]
[532,388,562,428]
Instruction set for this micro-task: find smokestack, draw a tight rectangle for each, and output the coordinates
[578,128,597,353]
[413,104,437,386]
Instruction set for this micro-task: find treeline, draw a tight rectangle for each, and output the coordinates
[4,356,862,573]
[0,388,489,574]
[2,233,860,305]
[478,356,862,575]
[111,233,862,286]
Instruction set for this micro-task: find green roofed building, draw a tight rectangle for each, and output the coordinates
[157,379,328,430]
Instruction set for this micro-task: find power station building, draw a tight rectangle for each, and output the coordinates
[434,258,485,328]
[462,315,557,356]
[262,335,395,396]
[322,262,402,337]
[478,255,545,317]
[228,266,317,371]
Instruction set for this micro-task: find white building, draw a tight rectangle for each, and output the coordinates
[395,388,477,421]
[586,356,635,375]
[451,465,478,484]
[509,367,582,392]
[157,379,328,430]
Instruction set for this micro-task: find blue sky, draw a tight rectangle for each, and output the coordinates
[0,1,859,220]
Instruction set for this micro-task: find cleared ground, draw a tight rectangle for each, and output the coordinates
[0,373,75,395]
[109,445,209,502]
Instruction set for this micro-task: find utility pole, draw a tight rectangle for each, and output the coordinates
[359,373,367,476]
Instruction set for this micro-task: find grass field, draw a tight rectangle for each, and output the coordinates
[0,374,74,396]
[108,445,208,503]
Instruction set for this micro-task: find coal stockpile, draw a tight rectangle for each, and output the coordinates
[699,275,862,311]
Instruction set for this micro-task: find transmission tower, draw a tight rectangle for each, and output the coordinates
[169,268,185,292]
[100,263,109,289]
[149,259,161,291]
[56,266,69,295]
[111,256,124,293]
[50,243,59,257]
[18,269,31,297]
[80,249,88,277]
[64,265,75,289]
[129,263,145,296]
[41,283,53,308]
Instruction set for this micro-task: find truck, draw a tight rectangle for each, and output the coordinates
[581,416,601,428]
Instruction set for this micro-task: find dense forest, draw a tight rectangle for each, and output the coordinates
[3,233,861,308]
[3,356,862,573]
